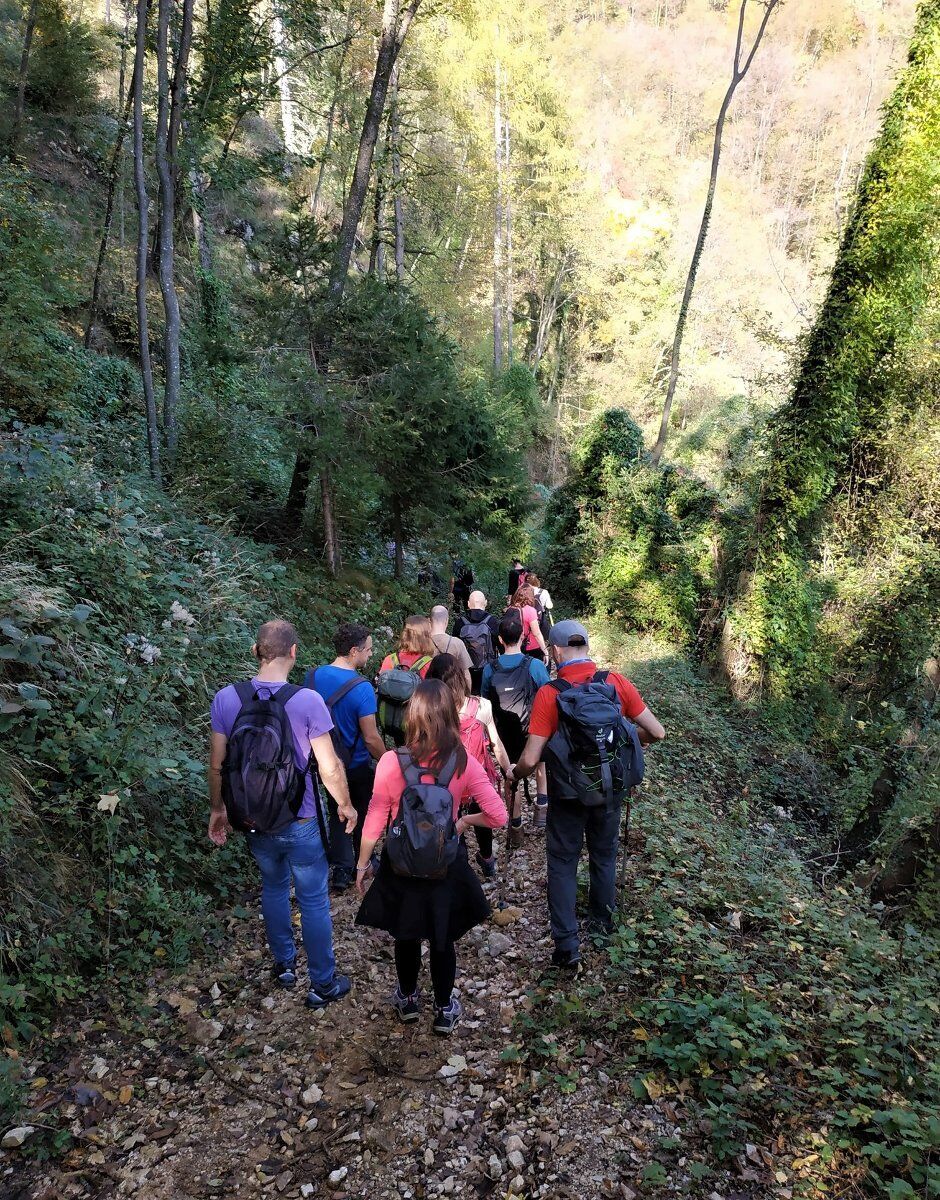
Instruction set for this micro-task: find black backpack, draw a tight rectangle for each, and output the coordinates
[386,750,459,879]
[490,657,539,747]
[544,671,644,807]
[222,682,306,833]
[377,654,432,741]
[304,668,371,768]
[460,617,497,670]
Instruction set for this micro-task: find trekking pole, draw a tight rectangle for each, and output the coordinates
[617,789,634,899]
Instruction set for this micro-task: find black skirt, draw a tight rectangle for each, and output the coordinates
[355,840,490,944]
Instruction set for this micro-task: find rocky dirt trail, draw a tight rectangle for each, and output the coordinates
[5,821,685,1200]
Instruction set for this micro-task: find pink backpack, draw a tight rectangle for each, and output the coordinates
[460,697,498,785]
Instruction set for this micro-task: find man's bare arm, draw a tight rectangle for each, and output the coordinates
[358,713,387,762]
[512,733,549,780]
[208,731,230,845]
[311,732,356,831]
[634,706,665,745]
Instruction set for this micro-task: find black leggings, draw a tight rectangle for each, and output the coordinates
[394,939,457,1007]
[468,802,493,859]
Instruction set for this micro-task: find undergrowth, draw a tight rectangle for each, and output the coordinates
[511,626,940,1199]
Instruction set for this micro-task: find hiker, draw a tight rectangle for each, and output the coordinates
[481,608,551,839]
[453,590,500,696]
[509,620,665,971]
[451,557,474,614]
[208,619,356,1009]
[511,584,549,662]
[306,623,387,893]
[427,652,512,879]
[354,680,508,1035]
[430,604,474,676]
[528,572,554,643]
[376,615,436,748]
[507,559,527,601]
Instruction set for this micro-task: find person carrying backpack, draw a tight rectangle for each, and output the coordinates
[427,653,512,879]
[430,605,473,675]
[454,590,500,695]
[511,584,549,663]
[354,680,508,1035]
[527,573,554,643]
[509,621,665,972]
[208,620,356,1009]
[451,557,474,614]
[507,559,527,602]
[306,623,387,894]
[376,616,436,747]
[481,609,551,841]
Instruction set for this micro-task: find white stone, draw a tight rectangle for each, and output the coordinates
[328,1167,348,1186]
[507,1150,525,1172]
[300,1083,323,1107]
[1,1126,34,1149]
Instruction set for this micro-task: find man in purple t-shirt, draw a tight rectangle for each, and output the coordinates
[209,619,356,1009]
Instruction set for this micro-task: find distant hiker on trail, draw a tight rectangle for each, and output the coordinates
[427,652,512,880]
[481,609,551,839]
[509,620,665,973]
[511,583,549,662]
[376,615,436,748]
[306,623,386,894]
[507,559,527,601]
[528,572,554,643]
[453,590,500,696]
[450,557,474,614]
[208,619,356,1009]
[354,679,508,1035]
[430,604,474,675]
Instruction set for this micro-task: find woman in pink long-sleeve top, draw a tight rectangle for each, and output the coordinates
[355,679,508,1036]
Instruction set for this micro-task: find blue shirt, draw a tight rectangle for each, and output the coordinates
[307,666,377,769]
[480,652,551,699]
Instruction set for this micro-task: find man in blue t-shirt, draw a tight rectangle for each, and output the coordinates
[307,623,385,892]
[481,609,551,840]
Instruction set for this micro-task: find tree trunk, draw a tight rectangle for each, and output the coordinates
[392,497,404,579]
[310,0,354,218]
[132,0,162,483]
[154,0,185,470]
[390,63,405,281]
[369,135,387,277]
[272,9,299,162]
[321,470,341,575]
[9,0,39,158]
[85,89,134,349]
[504,115,512,362]
[287,0,422,532]
[492,57,504,373]
[650,0,779,465]
[327,0,421,300]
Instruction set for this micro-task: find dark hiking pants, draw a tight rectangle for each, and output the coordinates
[545,797,622,953]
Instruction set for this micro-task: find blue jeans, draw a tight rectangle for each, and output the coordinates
[247,818,336,987]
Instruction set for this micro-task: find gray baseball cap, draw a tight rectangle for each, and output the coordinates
[549,619,590,648]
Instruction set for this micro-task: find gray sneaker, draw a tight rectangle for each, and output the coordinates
[432,994,462,1036]
[532,802,548,831]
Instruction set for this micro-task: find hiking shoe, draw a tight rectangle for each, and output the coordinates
[509,820,525,850]
[305,973,351,1009]
[475,852,497,879]
[551,947,582,974]
[330,869,354,894]
[391,987,421,1023]
[432,994,463,1036]
[532,802,548,831]
[272,960,298,989]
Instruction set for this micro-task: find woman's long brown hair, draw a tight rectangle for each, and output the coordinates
[511,585,536,609]
[405,679,468,775]
[398,614,436,658]
[426,652,471,709]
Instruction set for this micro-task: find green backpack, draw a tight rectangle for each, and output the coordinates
[376,653,432,740]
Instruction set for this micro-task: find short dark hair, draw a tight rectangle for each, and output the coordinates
[498,609,523,647]
[256,619,298,662]
[333,622,371,657]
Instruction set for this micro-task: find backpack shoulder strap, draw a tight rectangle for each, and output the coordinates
[390,652,401,669]
[549,678,573,694]
[396,747,424,788]
[437,751,458,790]
[326,675,368,709]
[593,670,610,685]
[234,680,256,706]
[271,683,300,707]
[413,655,432,672]
[303,667,316,690]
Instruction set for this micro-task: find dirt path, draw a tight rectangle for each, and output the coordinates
[5,816,674,1200]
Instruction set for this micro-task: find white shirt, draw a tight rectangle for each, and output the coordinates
[534,587,553,611]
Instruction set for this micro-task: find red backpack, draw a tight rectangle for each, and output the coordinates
[459,697,498,785]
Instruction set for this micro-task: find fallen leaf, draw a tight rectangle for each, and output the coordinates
[97,794,121,814]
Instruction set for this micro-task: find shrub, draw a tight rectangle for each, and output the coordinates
[25,0,104,114]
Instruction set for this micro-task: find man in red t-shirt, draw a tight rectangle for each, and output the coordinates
[508,620,665,971]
